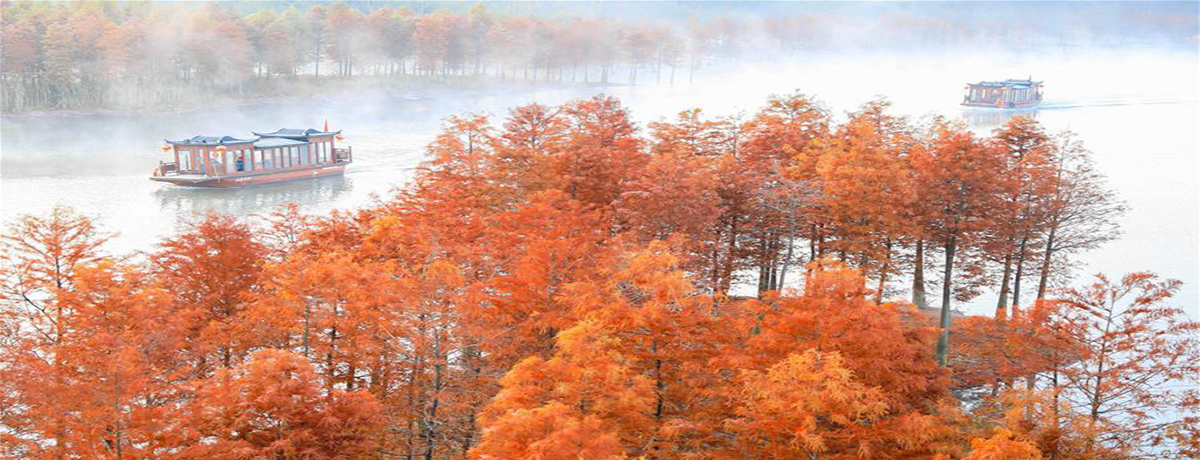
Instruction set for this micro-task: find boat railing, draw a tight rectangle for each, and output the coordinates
[154,161,186,177]
[333,147,352,164]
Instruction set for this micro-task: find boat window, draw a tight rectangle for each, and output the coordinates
[212,150,223,174]
[254,150,264,170]
[290,147,300,167]
[301,144,310,164]
[236,151,245,172]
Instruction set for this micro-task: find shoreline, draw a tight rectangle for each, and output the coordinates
[0,77,633,120]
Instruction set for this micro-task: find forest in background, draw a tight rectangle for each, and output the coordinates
[1,1,1197,114]
[2,92,1196,459]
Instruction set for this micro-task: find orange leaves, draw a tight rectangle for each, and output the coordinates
[496,103,570,194]
[950,299,1082,389]
[556,95,646,208]
[616,149,719,244]
[474,242,728,459]
[180,349,385,459]
[727,261,955,458]
[0,205,109,299]
[472,320,654,460]
[473,191,610,364]
[911,121,1007,247]
[745,261,946,402]
[963,429,1044,460]
[728,349,887,458]
[150,213,268,371]
[804,115,916,275]
[476,402,626,460]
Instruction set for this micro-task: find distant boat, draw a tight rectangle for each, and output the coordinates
[962,78,1042,109]
[151,128,351,188]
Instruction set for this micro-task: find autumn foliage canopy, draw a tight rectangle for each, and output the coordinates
[1,93,1195,460]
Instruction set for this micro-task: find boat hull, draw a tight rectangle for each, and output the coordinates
[961,100,1040,109]
[151,163,347,188]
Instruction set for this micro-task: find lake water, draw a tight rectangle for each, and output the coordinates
[2,47,1197,318]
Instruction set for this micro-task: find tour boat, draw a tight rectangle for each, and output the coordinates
[151,127,351,187]
[962,78,1042,109]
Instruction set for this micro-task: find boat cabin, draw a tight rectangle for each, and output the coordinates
[152,128,352,187]
[962,79,1042,109]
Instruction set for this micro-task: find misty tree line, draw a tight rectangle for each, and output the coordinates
[1,2,750,113]
[5,2,1194,114]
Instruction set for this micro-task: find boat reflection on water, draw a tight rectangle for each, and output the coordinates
[153,173,353,217]
[960,107,1040,130]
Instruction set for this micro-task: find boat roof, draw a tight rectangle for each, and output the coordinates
[252,128,341,139]
[166,135,256,146]
[166,128,339,147]
[968,79,1041,88]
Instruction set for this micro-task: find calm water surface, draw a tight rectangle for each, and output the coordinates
[3,48,1197,317]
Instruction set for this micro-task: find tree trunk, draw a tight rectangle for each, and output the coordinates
[1011,235,1029,308]
[912,239,928,309]
[778,235,796,292]
[996,251,1013,318]
[303,298,312,358]
[1036,225,1057,299]
[936,236,957,367]
[874,239,893,304]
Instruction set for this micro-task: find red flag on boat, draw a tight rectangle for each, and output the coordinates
[324,118,329,132]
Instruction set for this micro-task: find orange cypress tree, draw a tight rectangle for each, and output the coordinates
[51,261,185,459]
[474,190,611,367]
[616,149,720,250]
[911,120,1007,366]
[1057,272,1199,456]
[728,350,888,459]
[569,241,732,456]
[150,214,268,373]
[801,115,916,301]
[732,261,956,458]
[0,206,111,458]
[742,92,830,295]
[556,95,646,209]
[469,318,655,460]
[176,349,384,459]
[495,102,570,196]
[986,116,1059,317]
[473,241,732,459]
